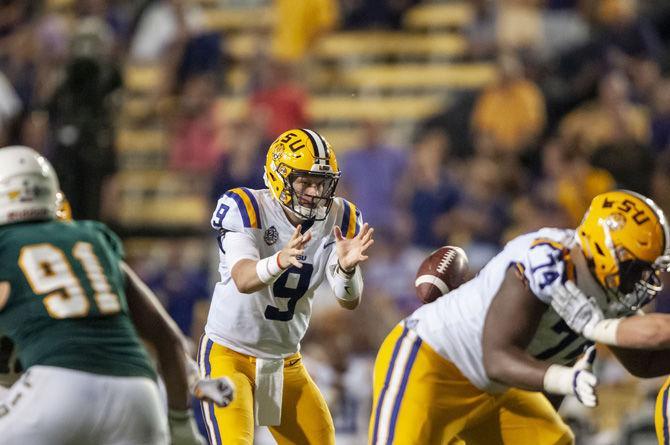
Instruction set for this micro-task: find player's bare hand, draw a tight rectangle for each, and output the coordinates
[334,223,374,271]
[278,225,311,269]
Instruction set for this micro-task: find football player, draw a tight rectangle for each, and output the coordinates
[200,128,374,444]
[546,193,670,445]
[369,190,669,445]
[0,146,233,444]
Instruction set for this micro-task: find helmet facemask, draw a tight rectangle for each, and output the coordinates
[598,218,665,311]
[603,246,663,311]
[282,170,339,221]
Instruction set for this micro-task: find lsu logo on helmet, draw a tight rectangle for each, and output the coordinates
[264,129,340,221]
[577,190,670,311]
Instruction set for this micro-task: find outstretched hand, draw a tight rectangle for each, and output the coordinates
[278,225,312,269]
[334,223,374,272]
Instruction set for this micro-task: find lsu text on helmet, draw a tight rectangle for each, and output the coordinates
[264,129,340,221]
[577,190,670,311]
[0,146,60,226]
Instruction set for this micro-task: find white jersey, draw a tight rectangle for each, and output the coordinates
[412,228,615,393]
[205,188,362,359]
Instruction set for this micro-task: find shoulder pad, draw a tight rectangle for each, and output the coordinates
[336,198,362,239]
[211,188,262,233]
[78,220,125,260]
[523,238,575,304]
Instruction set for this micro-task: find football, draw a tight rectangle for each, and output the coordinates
[415,246,469,304]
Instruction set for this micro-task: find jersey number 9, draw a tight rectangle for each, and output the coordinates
[265,264,313,322]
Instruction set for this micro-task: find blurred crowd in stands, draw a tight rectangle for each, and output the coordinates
[2,0,670,442]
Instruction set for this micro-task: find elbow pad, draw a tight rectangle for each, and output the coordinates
[329,264,363,302]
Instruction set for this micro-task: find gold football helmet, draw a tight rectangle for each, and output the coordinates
[577,190,670,311]
[264,129,340,220]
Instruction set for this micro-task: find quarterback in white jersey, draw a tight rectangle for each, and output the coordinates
[200,129,374,445]
[370,190,670,445]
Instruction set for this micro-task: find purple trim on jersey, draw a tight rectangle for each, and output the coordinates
[354,208,361,236]
[372,326,409,444]
[224,191,251,228]
[239,188,261,229]
[341,200,351,236]
[386,335,422,445]
[663,383,669,445]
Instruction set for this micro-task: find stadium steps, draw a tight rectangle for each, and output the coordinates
[114,1,483,231]
[115,171,209,228]
[403,2,474,31]
[225,31,468,63]
[202,5,274,33]
[222,62,496,96]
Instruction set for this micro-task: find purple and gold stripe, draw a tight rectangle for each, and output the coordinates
[224,188,261,229]
[372,326,422,445]
[198,335,222,445]
[386,335,422,444]
[372,326,409,444]
[341,200,360,239]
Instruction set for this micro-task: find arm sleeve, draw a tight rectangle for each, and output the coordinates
[221,231,260,270]
[325,247,363,302]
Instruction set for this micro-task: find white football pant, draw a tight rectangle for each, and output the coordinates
[0,366,168,445]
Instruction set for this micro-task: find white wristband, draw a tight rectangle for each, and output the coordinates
[583,319,621,345]
[256,252,285,284]
[543,364,574,396]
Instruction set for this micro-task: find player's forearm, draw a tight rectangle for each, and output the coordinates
[157,341,191,410]
[328,263,363,310]
[231,259,268,293]
[122,262,190,409]
[585,314,670,350]
[483,348,549,391]
[615,314,670,349]
[232,253,291,293]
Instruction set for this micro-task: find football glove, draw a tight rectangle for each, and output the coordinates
[185,355,235,407]
[193,376,235,407]
[551,281,604,335]
[168,409,206,445]
[543,345,598,407]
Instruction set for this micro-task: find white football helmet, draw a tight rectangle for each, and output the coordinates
[0,146,60,226]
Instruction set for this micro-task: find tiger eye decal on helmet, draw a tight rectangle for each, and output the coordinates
[263,129,340,221]
[577,190,670,311]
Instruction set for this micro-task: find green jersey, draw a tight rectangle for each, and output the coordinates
[0,220,155,379]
